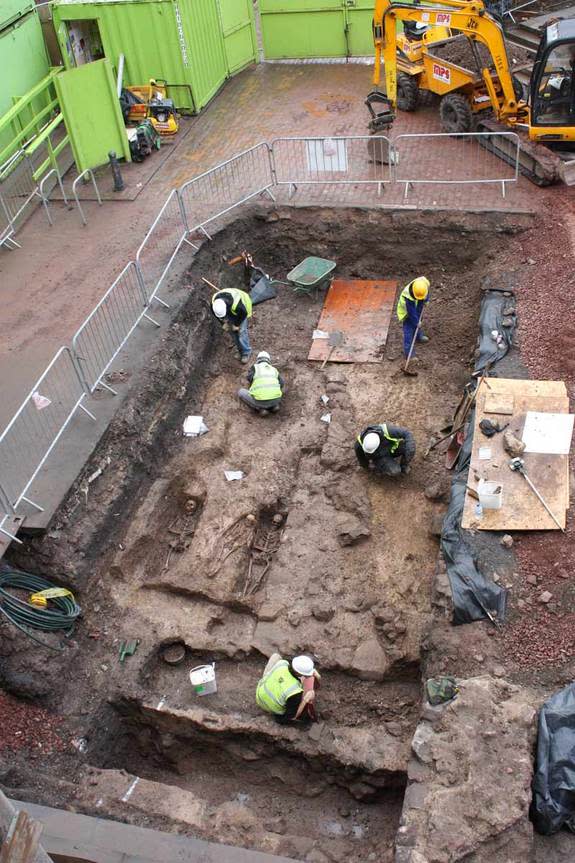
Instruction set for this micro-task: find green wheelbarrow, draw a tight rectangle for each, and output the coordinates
[286,256,336,297]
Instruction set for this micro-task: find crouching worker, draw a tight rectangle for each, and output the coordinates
[238,351,284,416]
[355,423,415,477]
[256,653,320,725]
[212,287,253,364]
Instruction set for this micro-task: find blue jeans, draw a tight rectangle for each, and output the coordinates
[402,320,425,358]
[232,320,251,358]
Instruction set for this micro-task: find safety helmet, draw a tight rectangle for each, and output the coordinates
[256,351,271,362]
[292,655,315,677]
[411,277,430,301]
[362,432,380,454]
[212,298,227,319]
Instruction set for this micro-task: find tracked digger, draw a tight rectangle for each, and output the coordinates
[366,0,575,184]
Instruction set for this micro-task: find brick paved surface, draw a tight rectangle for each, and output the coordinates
[0,62,544,426]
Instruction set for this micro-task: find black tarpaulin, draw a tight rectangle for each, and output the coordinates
[532,683,575,835]
[439,289,515,625]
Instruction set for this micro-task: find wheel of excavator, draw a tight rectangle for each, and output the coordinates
[439,93,473,134]
[397,74,419,112]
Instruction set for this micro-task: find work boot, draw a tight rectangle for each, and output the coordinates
[271,405,280,413]
[418,334,430,344]
[240,355,250,364]
[259,409,269,417]
[401,464,412,476]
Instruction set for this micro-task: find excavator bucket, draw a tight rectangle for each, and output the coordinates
[365,91,395,132]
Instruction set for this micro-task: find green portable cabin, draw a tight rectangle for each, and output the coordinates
[0,1,52,156]
[52,0,258,113]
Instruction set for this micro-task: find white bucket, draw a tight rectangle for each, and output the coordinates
[478,480,503,510]
[189,664,217,696]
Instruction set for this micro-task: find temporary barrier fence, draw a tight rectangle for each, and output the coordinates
[271,135,393,197]
[0,347,96,522]
[0,130,522,546]
[179,142,275,242]
[393,132,520,199]
[72,169,103,227]
[0,149,69,248]
[135,189,188,307]
[72,261,160,395]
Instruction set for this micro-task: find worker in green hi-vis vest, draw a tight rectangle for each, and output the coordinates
[256,654,320,725]
[238,351,285,416]
[355,423,416,477]
[212,287,253,363]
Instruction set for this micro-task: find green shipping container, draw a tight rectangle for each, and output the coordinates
[52,0,257,113]
[0,2,51,159]
[259,0,380,60]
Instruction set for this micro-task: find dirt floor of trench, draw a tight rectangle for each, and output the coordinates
[0,205,533,862]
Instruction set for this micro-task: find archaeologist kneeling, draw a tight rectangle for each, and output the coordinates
[238,351,284,415]
[212,287,253,364]
[256,653,320,725]
[355,423,415,477]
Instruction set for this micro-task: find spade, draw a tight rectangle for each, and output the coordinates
[320,330,344,369]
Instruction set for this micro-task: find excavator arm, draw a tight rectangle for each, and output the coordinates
[371,0,521,123]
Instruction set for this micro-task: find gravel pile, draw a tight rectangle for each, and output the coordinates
[0,692,65,754]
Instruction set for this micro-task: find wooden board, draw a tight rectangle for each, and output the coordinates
[308,279,397,364]
[484,391,515,415]
[462,378,569,531]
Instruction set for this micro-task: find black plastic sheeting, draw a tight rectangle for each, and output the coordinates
[440,289,516,625]
[532,683,575,835]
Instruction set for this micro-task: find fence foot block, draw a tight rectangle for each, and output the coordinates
[143,312,161,328]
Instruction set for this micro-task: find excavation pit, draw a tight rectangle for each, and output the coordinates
[3,205,532,862]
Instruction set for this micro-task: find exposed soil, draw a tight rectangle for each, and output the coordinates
[0,205,536,860]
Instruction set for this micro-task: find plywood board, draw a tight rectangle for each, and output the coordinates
[308,279,397,364]
[462,378,569,531]
[484,391,515,415]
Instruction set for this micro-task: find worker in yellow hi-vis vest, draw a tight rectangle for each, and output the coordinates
[212,287,253,363]
[396,276,430,359]
[355,423,416,477]
[238,351,285,416]
[256,653,320,726]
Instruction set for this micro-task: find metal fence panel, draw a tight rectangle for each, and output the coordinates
[72,261,153,394]
[0,151,39,231]
[271,135,393,191]
[179,142,274,233]
[393,133,520,195]
[0,347,93,512]
[136,189,187,304]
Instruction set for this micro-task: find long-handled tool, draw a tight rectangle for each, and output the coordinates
[508,457,565,531]
[424,371,490,458]
[320,330,344,369]
[460,571,499,626]
[403,308,426,376]
[201,276,219,292]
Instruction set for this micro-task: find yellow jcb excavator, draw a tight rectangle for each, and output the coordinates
[366,0,575,184]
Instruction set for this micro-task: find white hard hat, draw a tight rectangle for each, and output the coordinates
[212,298,227,319]
[362,432,380,454]
[257,351,271,362]
[292,655,315,677]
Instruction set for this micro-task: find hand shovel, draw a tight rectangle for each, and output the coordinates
[320,330,344,369]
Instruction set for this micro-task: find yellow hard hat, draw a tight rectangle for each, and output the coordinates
[412,277,430,300]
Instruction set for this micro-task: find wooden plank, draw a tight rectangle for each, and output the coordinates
[0,794,51,863]
[0,812,42,863]
[462,378,569,531]
[484,391,515,415]
[308,279,397,364]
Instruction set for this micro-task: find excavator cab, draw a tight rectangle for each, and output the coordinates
[530,20,575,140]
